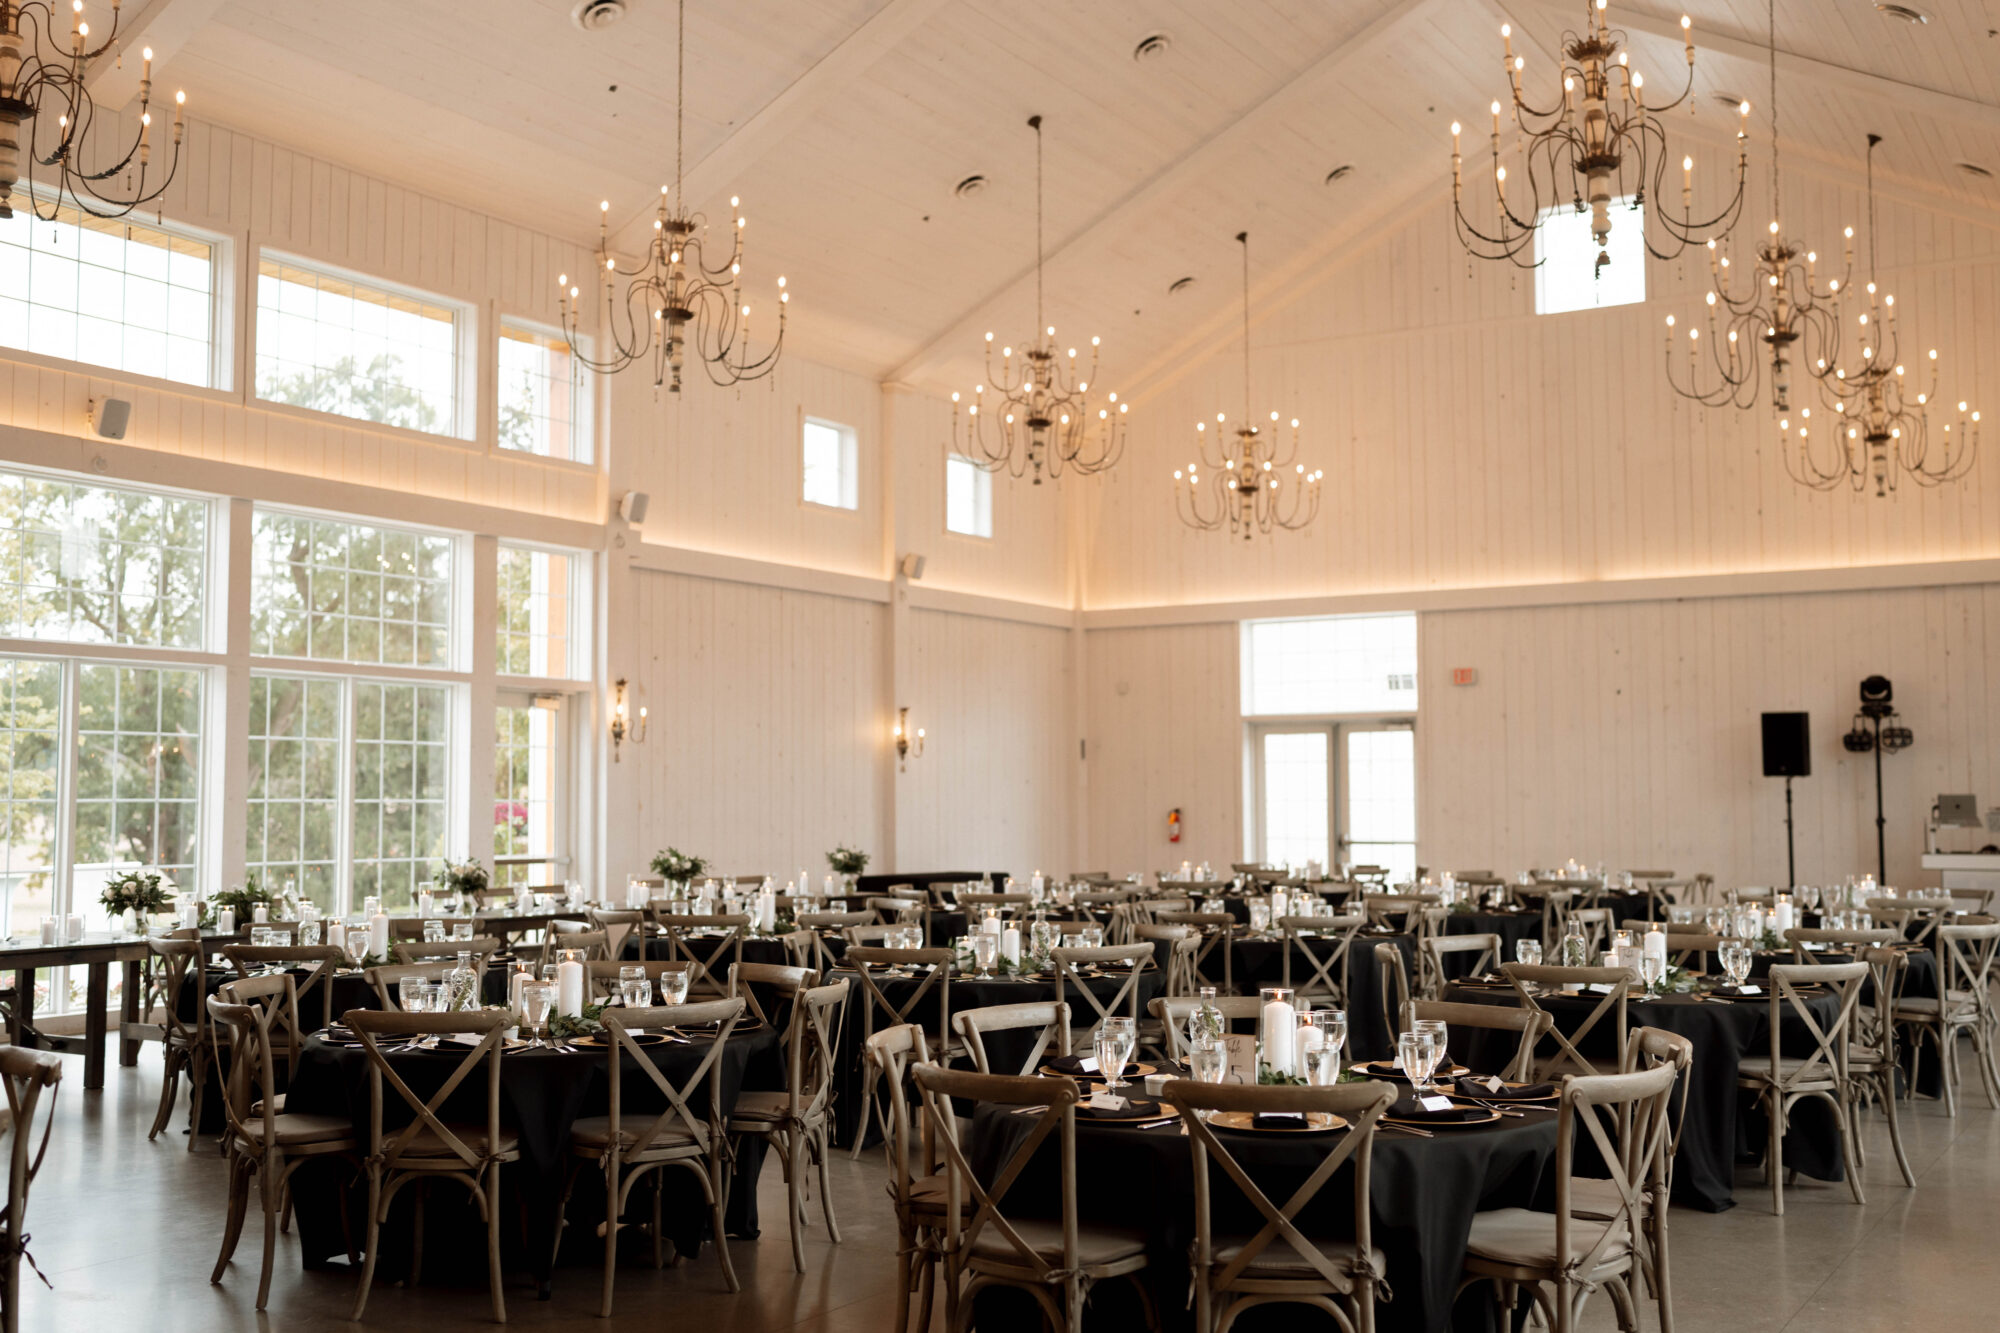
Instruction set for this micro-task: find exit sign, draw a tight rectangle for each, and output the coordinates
[1451,667,1478,686]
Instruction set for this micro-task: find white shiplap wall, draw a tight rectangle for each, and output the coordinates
[1417,583,2000,890]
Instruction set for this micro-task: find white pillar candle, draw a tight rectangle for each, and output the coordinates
[217,908,236,936]
[557,956,585,1017]
[508,966,528,1015]
[1300,1022,1324,1053]
[1260,995,1298,1076]
[368,910,389,961]
[67,913,83,943]
[982,915,1003,937]
[179,902,200,931]
[1000,926,1021,964]
[760,892,776,931]
[39,921,56,946]
[1773,896,1795,934]
[328,919,347,956]
[1643,925,1667,966]
[416,893,433,918]
[252,904,269,924]
[1031,872,1045,895]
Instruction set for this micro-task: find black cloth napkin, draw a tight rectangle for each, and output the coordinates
[1388,1093,1488,1123]
[1455,1075,1556,1101]
[1046,1053,1115,1079]
[1077,1096,1163,1120]
[1251,1112,1312,1129]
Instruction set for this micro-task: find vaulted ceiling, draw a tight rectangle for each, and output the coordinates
[128,0,2000,396]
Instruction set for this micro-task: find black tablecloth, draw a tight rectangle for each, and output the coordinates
[283,1025,781,1287]
[967,1095,1558,1333]
[1444,983,1845,1211]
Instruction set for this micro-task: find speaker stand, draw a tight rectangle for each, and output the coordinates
[1783,776,1796,891]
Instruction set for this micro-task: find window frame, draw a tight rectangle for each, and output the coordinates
[1240,613,1420,718]
[493,313,598,469]
[800,415,861,513]
[944,452,993,540]
[492,690,573,888]
[1532,196,1647,316]
[250,247,479,443]
[247,503,461,673]
[495,540,589,683]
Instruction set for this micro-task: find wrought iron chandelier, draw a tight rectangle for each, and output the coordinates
[556,0,786,393]
[0,0,186,220]
[1663,0,1850,415]
[1779,135,1978,496]
[950,115,1126,485]
[1449,1,1748,276]
[1172,232,1322,539]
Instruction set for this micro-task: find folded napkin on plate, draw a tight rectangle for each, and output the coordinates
[1388,1094,1488,1123]
[1251,1112,1312,1130]
[1455,1075,1556,1100]
[1045,1053,1108,1078]
[1708,983,1764,997]
[1077,1097,1163,1121]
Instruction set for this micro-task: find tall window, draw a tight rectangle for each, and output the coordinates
[72,664,203,894]
[0,658,61,942]
[946,453,992,538]
[245,675,343,909]
[1242,614,1418,716]
[494,699,562,888]
[250,510,453,668]
[350,682,452,909]
[497,544,578,678]
[1534,198,1646,315]
[0,195,218,387]
[498,321,592,463]
[255,255,462,435]
[0,468,208,648]
[802,417,859,510]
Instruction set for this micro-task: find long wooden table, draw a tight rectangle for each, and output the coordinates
[0,933,159,1090]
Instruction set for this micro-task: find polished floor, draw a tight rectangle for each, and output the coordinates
[21,1047,2000,1332]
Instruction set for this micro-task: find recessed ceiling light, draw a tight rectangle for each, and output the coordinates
[953,174,987,199]
[1324,165,1354,185]
[1875,3,1929,22]
[1959,161,1994,179]
[571,0,626,31]
[1133,33,1172,62]
[1168,276,1197,295]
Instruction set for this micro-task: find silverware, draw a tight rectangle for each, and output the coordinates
[1470,1099,1525,1118]
[1381,1122,1435,1138]
[1132,1118,1177,1129]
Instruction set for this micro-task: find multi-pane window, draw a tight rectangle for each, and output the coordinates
[72,665,202,900]
[497,544,576,678]
[245,675,343,911]
[802,418,859,510]
[255,255,461,435]
[946,453,992,538]
[1534,198,1646,315]
[494,700,561,888]
[0,468,208,648]
[250,511,453,667]
[1243,614,1419,715]
[498,321,591,463]
[0,658,61,942]
[0,195,217,387]
[350,682,452,911]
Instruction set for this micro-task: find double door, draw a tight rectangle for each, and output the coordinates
[1251,720,1416,880]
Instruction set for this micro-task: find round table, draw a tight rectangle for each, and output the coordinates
[1445,981,1846,1211]
[966,1086,1559,1333]
[282,1023,782,1286]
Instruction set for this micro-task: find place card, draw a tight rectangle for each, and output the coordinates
[1735,984,1761,994]
[1418,1094,1456,1113]
[1075,1054,1099,1073]
[1087,1091,1128,1112]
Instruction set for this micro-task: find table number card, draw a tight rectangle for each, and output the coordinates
[1224,1033,1257,1084]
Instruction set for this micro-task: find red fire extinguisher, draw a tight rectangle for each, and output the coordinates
[1167,807,1182,843]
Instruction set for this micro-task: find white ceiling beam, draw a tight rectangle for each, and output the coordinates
[884,0,1454,388]
[86,0,228,109]
[611,0,947,251]
[1565,1,2000,137]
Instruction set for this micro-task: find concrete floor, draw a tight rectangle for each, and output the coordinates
[21,1047,2000,1332]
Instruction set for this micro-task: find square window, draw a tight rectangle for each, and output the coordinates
[945,454,993,538]
[497,544,579,678]
[1534,197,1646,315]
[498,321,593,464]
[1242,614,1418,716]
[802,418,859,510]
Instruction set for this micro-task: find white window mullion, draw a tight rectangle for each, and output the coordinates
[334,676,357,919]
[48,658,80,1013]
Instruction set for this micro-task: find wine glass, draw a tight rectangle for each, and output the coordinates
[1101,1017,1138,1091]
[520,979,554,1048]
[1396,1031,1436,1094]
[1721,942,1752,989]
[1189,1033,1227,1096]
[971,933,999,979]
[1414,1017,1449,1084]
[1639,951,1666,997]
[659,968,691,1007]
[1798,885,1821,914]
[1315,1010,1348,1075]
[1515,938,1542,967]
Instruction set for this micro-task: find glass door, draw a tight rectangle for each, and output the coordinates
[1254,728,1332,869]
[1252,720,1417,879]
[1339,723,1417,881]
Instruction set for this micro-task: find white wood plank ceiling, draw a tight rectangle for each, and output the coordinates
[135,0,2000,392]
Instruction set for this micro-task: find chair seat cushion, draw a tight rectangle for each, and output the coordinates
[388,1125,520,1160]
[1893,993,1976,1017]
[1208,1235,1383,1287]
[1567,1177,1653,1222]
[1737,1055,1839,1084]
[234,1112,354,1148]
[967,1217,1149,1269]
[906,1172,974,1215]
[1465,1208,1630,1268]
[725,1091,791,1124]
[568,1115,697,1152]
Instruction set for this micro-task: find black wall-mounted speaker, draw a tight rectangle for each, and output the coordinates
[1762,712,1811,778]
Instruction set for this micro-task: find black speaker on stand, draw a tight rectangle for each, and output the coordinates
[1762,712,1811,888]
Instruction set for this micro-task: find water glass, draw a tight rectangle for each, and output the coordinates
[421,919,443,944]
[1080,924,1105,949]
[1515,938,1542,967]
[250,926,272,949]
[1396,1030,1437,1093]
[1414,1018,1449,1080]
[299,919,321,946]
[1097,1017,1137,1090]
[452,921,474,941]
[520,979,555,1047]
[620,979,651,1009]
[1188,1034,1227,1097]
[1721,942,1752,988]
[971,932,999,978]
[1640,951,1666,996]
[618,965,646,1001]
[659,968,691,1007]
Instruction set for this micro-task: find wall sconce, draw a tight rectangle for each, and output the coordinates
[894,706,925,772]
[611,678,647,762]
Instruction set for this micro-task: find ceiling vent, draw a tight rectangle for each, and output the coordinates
[1168,276,1197,295]
[1133,33,1173,62]
[1875,3,1929,22]
[953,174,988,199]
[572,0,627,31]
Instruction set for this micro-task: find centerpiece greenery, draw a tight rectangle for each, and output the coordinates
[548,1001,606,1041]
[826,844,869,877]
[100,870,173,921]
[206,875,274,928]
[435,856,490,899]
[651,847,708,887]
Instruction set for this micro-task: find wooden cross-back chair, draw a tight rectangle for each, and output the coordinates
[363,961,467,1009]
[1501,963,1632,1081]
[954,1001,1072,1076]
[1420,932,1501,999]
[844,945,957,1160]
[1164,1078,1396,1333]
[391,937,503,968]
[864,1023,947,1333]
[1132,923,1195,997]
[555,998,746,1312]
[145,936,217,1149]
[651,913,749,996]
[1149,995,1266,1064]
[910,1065,1157,1333]
[0,1046,61,1333]
[1849,946,1917,1191]
[1897,920,2000,1116]
[796,911,871,976]
[1154,912,1236,994]
[1409,999,1552,1084]
[1739,962,1870,1214]
[1050,943,1153,1047]
[1277,914,1365,1007]
[726,979,850,1273]
[220,943,344,1052]
[346,1009,516,1322]
[727,961,817,1031]
[206,976,358,1310]
[1074,891,1139,945]
[1374,941,1413,1043]
[587,908,649,963]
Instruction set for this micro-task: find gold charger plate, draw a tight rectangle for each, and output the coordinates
[1209,1109,1347,1134]
[572,1032,674,1048]
[1383,1099,1500,1128]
